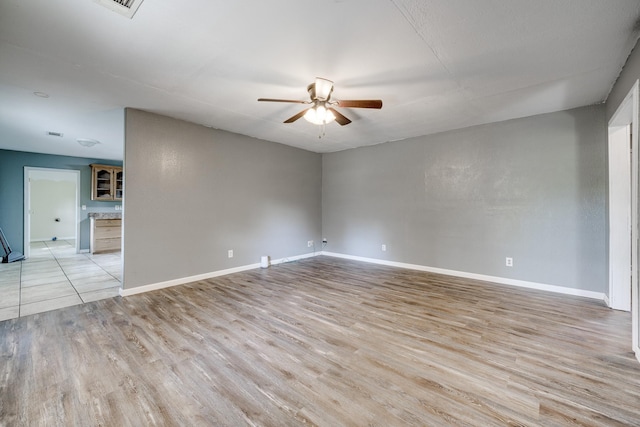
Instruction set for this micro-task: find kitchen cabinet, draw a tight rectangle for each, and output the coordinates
[91,164,123,201]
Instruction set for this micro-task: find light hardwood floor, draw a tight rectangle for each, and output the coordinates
[1,256,639,426]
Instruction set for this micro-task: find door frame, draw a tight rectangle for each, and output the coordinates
[23,167,81,258]
[608,124,632,311]
[608,79,639,361]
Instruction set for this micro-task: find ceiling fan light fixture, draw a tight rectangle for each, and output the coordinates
[77,138,101,147]
[304,105,335,125]
[314,78,334,101]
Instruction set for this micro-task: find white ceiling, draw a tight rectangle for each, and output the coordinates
[1,0,639,160]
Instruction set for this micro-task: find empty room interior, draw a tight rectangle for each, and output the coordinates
[3,0,640,425]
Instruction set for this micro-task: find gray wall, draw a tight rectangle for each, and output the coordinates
[123,109,322,289]
[0,149,122,253]
[607,38,640,121]
[322,105,607,293]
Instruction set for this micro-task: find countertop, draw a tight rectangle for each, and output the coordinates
[88,212,122,219]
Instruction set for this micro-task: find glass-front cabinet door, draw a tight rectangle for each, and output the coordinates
[92,166,113,200]
[114,169,124,201]
[91,164,123,201]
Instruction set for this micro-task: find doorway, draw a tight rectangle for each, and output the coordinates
[608,80,639,362]
[24,167,80,258]
[609,124,632,311]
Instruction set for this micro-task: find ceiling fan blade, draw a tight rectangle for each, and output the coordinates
[258,98,309,104]
[336,99,383,109]
[328,108,351,126]
[284,108,311,123]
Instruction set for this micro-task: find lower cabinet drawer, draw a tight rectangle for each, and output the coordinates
[94,226,121,239]
[96,219,121,227]
[93,237,121,253]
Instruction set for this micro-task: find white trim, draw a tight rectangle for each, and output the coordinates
[608,79,640,358]
[23,168,28,258]
[119,251,318,297]
[120,263,261,296]
[322,252,607,301]
[30,235,76,242]
[269,251,318,266]
[603,293,611,307]
[608,123,632,311]
[119,250,608,302]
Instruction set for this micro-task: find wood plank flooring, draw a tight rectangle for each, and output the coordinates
[1,256,639,426]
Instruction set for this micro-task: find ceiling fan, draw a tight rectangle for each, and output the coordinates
[258,77,382,126]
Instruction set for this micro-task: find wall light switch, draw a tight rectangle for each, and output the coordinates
[382,244,387,251]
[81,205,86,211]
[228,250,233,258]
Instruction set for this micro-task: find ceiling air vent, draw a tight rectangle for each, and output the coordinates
[95,0,144,19]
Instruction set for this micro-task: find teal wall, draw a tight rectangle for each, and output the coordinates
[0,149,122,253]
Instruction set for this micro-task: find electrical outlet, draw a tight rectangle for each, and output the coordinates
[228,250,233,258]
[506,257,513,267]
[322,238,327,244]
[381,244,387,251]
[308,240,314,247]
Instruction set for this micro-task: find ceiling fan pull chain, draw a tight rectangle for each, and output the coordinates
[319,123,326,139]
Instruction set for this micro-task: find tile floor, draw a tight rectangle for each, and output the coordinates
[0,239,121,321]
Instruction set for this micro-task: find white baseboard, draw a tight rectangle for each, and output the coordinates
[603,294,611,307]
[120,263,261,296]
[119,250,606,303]
[30,236,75,242]
[321,251,607,302]
[269,251,318,266]
[119,251,319,297]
